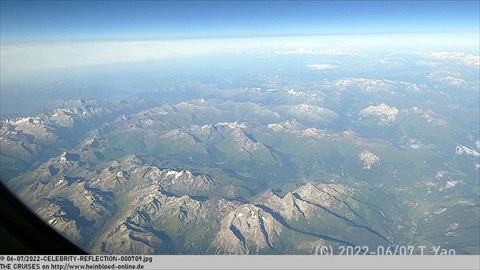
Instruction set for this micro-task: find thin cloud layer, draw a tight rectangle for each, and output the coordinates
[307,63,338,70]
[277,47,359,56]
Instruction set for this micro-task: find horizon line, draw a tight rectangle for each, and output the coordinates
[2,30,479,45]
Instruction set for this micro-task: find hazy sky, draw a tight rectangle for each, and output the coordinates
[1,1,479,41]
[1,1,479,82]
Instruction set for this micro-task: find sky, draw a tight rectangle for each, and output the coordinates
[1,1,479,41]
[1,1,479,82]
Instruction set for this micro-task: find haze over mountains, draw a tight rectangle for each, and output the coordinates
[0,47,479,254]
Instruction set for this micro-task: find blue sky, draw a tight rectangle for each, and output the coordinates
[1,1,479,41]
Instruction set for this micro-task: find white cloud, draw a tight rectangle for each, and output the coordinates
[4,37,346,73]
[307,63,338,70]
[278,47,359,56]
[1,39,251,71]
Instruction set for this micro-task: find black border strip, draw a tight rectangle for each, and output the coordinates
[0,180,86,254]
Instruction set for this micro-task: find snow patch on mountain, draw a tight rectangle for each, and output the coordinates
[358,151,379,169]
[455,145,480,157]
[359,103,399,125]
[419,51,480,66]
